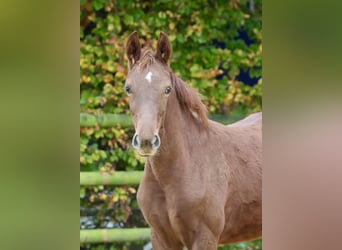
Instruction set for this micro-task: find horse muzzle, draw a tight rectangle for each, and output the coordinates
[132,133,160,156]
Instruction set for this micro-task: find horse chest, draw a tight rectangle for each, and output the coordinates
[138,182,207,238]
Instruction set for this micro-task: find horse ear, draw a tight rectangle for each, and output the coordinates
[156,32,172,65]
[126,31,141,69]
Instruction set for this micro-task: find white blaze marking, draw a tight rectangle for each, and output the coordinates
[145,71,152,83]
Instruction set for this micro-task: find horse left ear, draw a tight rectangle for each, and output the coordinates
[156,32,172,65]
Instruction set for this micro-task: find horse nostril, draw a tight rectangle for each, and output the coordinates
[132,133,140,149]
[152,135,160,149]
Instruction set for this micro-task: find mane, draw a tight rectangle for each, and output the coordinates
[170,73,209,128]
[137,49,155,70]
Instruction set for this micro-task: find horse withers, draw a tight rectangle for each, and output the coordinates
[124,31,262,250]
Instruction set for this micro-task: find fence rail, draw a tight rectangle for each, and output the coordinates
[80,171,143,186]
[80,113,132,127]
[80,113,244,127]
[80,228,151,243]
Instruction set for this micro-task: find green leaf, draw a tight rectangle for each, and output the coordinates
[92,0,104,11]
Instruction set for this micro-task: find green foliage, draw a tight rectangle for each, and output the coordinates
[80,0,262,248]
[219,239,262,250]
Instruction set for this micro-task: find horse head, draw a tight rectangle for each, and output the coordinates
[125,31,173,156]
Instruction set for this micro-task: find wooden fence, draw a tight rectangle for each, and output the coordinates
[80,171,147,243]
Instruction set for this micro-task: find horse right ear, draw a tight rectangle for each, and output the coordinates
[126,31,141,69]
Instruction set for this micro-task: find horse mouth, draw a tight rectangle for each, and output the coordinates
[137,149,156,157]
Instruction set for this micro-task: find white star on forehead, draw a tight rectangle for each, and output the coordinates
[145,71,152,83]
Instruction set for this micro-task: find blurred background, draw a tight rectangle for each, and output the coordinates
[80,0,262,249]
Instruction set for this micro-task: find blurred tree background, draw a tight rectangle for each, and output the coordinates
[80,0,262,249]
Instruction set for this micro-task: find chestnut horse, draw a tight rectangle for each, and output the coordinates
[124,31,262,249]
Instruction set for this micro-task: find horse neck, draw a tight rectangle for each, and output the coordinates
[148,90,201,183]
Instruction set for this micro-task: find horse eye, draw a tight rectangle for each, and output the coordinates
[165,86,172,95]
[125,86,132,94]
